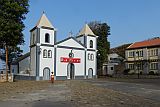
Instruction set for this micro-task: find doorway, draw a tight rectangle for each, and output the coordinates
[88,68,93,79]
[43,67,50,80]
[67,63,75,79]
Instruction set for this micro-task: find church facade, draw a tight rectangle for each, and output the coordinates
[12,13,98,80]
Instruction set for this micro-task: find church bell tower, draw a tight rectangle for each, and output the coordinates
[30,13,56,80]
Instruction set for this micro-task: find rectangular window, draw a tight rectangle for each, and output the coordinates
[137,63,143,70]
[149,49,158,56]
[150,63,158,70]
[155,49,158,56]
[128,51,134,57]
[136,50,143,57]
[128,63,134,70]
[140,50,143,57]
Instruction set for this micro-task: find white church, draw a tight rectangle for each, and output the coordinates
[11,13,98,80]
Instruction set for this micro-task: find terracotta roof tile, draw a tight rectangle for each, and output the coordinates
[127,38,160,49]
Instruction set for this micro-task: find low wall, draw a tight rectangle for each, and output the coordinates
[14,74,36,80]
[0,74,14,82]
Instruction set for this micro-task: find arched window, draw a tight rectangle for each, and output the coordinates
[43,49,47,58]
[88,53,90,60]
[90,40,93,48]
[48,50,52,58]
[91,54,94,61]
[45,33,50,43]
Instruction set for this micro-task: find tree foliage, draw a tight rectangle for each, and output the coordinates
[0,46,23,70]
[0,0,29,78]
[0,0,29,46]
[89,21,110,73]
[109,43,132,58]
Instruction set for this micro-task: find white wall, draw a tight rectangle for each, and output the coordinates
[87,36,96,50]
[58,38,84,48]
[30,47,36,76]
[30,29,37,46]
[40,29,55,45]
[86,51,96,76]
[19,57,30,74]
[107,64,114,75]
[39,46,54,77]
[56,48,85,76]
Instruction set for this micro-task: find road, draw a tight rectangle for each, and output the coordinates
[86,79,160,102]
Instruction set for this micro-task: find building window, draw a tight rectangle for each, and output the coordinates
[90,40,93,48]
[91,54,94,61]
[128,51,134,57]
[149,49,158,56]
[128,63,134,70]
[48,50,52,58]
[88,53,94,61]
[45,33,50,43]
[150,63,158,70]
[32,34,35,44]
[137,63,143,70]
[88,53,90,60]
[136,50,143,57]
[111,67,114,70]
[43,49,47,58]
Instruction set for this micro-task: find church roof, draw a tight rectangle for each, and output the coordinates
[11,52,30,65]
[56,37,86,48]
[78,24,96,36]
[36,13,54,28]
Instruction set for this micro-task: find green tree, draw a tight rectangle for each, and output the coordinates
[109,43,132,58]
[0,0,29,81]
[89,21,110,76]
[0,46,23,70]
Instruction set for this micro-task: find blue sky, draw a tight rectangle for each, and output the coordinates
[22,0,160,53]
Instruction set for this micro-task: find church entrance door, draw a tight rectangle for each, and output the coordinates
[88,68,93,79]
[43,67,50,80]
[67,63,75,79]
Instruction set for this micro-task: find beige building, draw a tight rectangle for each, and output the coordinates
[125,38,160,74]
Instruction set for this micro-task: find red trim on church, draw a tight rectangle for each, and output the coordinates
[60,57,81,63]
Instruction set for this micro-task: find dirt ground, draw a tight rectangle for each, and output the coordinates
[0,80,63,100]
[0,79,160,107]
[66,80,160,107]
